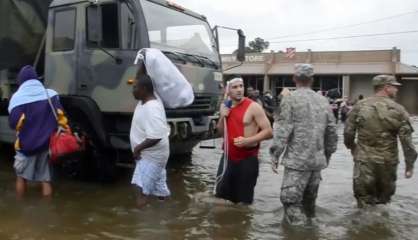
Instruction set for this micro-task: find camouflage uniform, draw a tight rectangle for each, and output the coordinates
[344,75,417,208]
[270,64,338,225]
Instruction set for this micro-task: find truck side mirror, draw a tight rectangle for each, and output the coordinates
[87,5,102,46]
[236,29,246,62]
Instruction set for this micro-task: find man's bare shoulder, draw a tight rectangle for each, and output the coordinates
[247,101,264,115]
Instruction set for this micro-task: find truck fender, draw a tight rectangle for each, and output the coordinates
[59,95,108,147]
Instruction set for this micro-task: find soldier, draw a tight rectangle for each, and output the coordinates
[270,64,338,225]
[344,75,417,208]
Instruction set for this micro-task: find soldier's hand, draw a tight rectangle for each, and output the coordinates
[271,160,279,174]
[325,152,331,165]
[405,169,413,179]
[350,144,357,156]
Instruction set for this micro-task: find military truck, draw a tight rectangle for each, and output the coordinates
[0,0,245,179]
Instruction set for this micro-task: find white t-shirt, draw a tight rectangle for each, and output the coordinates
[130,99,170,166]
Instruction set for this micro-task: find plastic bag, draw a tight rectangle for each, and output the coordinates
[134,48,194,108]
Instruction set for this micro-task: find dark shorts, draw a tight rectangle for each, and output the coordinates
[215,155,259,204]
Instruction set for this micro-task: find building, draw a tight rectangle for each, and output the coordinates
[222,48,418,114]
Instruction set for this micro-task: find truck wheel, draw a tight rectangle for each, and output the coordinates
[62,113,117,182]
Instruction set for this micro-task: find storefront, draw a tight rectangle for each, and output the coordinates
[222,48,418,114]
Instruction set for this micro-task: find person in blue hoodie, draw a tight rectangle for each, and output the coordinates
[8,65,68,198]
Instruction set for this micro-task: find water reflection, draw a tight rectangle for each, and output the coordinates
[0,119,417,239]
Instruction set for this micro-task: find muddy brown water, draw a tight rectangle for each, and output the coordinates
[1,120,418,240]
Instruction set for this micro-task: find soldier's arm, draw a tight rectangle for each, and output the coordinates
[324,107,338,160]
[398,112,417,171]
[344,104,360,150]
[269,96,293,163]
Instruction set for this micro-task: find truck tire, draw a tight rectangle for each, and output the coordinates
[63,111,117,182]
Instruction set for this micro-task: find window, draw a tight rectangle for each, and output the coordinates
[120,2,137,49]
[53,9,76,51]
[86,3,120,49]
[141,0,218,62]
[282,76,296,87]
[148,30,161,43]
[101,4,119,48]
[320,76,341,91]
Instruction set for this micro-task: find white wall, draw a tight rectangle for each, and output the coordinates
[398,80,418,115]
[349,75,374,101]
[350,75,418,115]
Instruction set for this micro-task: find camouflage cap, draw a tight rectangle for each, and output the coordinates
[372,75,401,87]
[294,64,314,78]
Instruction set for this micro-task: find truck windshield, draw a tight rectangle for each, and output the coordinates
[140,0,219,63]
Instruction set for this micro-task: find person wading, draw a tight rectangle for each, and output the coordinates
[344,75,417,208]
[215,77,272,205]
[130,68,171,208]
[8,65,69,198]
[270,64,338,225]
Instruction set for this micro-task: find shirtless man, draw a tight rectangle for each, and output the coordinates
[215,77,273,204]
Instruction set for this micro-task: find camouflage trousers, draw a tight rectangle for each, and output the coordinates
[353,161,397,208]
[280,168,321,225]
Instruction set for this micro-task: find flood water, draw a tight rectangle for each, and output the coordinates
[1,119,418,240]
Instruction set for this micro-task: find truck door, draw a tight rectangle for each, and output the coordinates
[45,6,78,95]
[77,1,145,113]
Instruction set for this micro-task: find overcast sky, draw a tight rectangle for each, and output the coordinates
[175,0,418,66]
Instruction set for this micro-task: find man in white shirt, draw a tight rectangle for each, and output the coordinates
[130,70,170,208]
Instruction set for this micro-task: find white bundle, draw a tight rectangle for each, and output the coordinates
[134,48,194,108]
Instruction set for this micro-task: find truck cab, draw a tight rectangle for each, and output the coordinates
[0,0,245,179]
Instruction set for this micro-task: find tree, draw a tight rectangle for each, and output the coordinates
[248,37,269,53]
[232,37,270,54]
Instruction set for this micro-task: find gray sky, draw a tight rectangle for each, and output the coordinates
[175,0,418,65]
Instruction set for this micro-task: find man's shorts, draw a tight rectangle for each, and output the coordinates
[131,159,170,197]
[14,150,51,182]
[215,156,259,204]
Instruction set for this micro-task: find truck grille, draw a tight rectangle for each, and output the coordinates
[166,95,217,117]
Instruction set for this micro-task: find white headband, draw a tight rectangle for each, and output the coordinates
[225,77,243,96]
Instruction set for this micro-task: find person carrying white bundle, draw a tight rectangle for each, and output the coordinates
[134,48,194,109]
[130,66,171,208]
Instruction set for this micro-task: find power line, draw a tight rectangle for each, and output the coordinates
[266,9,418,41]
[268,30,418,44]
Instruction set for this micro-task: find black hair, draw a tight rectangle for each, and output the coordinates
[135,63,153,93]
[136,73,154,93]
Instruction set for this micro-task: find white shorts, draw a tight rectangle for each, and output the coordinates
[131,159,170,197]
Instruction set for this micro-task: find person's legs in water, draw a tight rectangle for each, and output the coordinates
[280,168,311,225]
[136,188,150,208]
[376,163,397,204]
[302,171,321,218]
[353,161,377,208]
[132,159,170,208]
[41,182,53,197]
[16,176,26,199]
[215,156,238,203]
[235,156,259,204]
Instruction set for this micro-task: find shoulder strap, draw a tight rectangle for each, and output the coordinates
[44,88,58,121]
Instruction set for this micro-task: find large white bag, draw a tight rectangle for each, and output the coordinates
[134,48,194,108]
